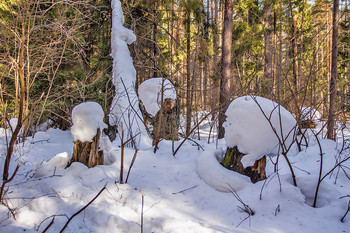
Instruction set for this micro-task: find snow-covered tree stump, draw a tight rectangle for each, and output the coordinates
[300,107,321,129]
[152,98,179,141]
[138,78,179,143]
[221,146,266,183]
[69,102,107,168]
[300,119,316,129]
[71,129,104,168]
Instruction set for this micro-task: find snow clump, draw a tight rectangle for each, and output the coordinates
[196,149,251,192]
[35,152,70,177]
[300,107,322,122]
[71,102,107,142]
[138,77,177,116]
[224,95,297,168]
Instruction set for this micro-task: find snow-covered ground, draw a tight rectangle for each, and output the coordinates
[0,119,349,233]
[0,1,348,232]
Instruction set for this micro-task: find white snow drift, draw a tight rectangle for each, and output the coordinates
[224,95,297,167]
[196,149,251,192]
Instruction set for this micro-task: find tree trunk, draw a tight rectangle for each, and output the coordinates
[327,0,339,140]
[348,0,350,86]
[221,146,266,183]
[263,0,274,96]
[289,1,300,119]
[153,0,159,77]
[71,129,104,168]
[152,98,179,142]
[211,0,219,119]
[218,0,233,139]
[186,9,192,135]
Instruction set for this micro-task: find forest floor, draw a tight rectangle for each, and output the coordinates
[0,119,349,233]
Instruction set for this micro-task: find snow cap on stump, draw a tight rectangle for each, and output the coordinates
[138,77,177,116]
[224,96,297,168]
[300,107,322,122]
[71,102,107,142]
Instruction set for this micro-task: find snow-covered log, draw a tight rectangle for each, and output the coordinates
[110,0,148,145]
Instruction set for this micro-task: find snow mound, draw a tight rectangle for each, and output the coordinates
[71,102,107,142]
[35,152,70,177]
[224,96,297,167]
[300,107,322,121]
[196,149,250,192]
[138,78,177,116]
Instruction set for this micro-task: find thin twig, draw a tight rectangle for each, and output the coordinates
[140,191,144,233]
[0,162,21,202]
[125,149,139,183]
[173,110,215,156]
[172,185,198,195]
[42,216,56,233]
[341,200,350,223]
[59,184,107,233]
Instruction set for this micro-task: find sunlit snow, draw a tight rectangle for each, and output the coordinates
[224,95,297,167]
[0,2,349,233]
[71,102,107,142]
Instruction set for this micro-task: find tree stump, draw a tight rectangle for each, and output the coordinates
[152,98,179,142]
[221,146,266,183]
[70,129,104,168]
[300,119,316,129]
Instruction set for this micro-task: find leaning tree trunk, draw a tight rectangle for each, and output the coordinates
[221,146,266,183]
[70,129,104,168]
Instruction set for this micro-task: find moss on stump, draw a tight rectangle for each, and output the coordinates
[221,146,266,183]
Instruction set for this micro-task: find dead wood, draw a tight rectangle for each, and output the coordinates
[221,146,266,183]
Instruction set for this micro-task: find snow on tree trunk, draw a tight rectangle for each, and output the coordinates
[110,0,148,145]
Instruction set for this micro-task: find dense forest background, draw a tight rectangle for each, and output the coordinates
[0,0,349,139]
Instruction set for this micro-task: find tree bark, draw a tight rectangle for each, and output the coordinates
[289,1,300,119]
[218,0,233,139]
[211,0,219,119]
[152,98,179,142]
[327,0,339,140]
[263,0,274,96]
[71,129,104,168]
[186,9,192,136]
[221,146,266,183]
[153,0,159,77]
